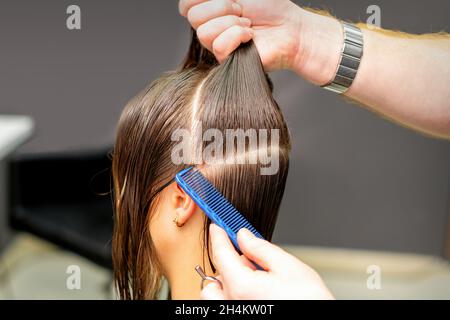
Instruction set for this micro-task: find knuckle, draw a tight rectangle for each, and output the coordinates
[196,24,209,41]
[214,0,235,16]
[229,25,245,37]
[212,40,225,56]
[187,7,200,28]
[239,27,248,38]
[217,0,230,11]
[230,15,241,26]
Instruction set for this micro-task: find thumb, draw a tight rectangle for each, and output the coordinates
[200,281,225,300]
[237,228,298,272]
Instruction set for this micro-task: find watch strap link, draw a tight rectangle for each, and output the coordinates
[322,22,364,94]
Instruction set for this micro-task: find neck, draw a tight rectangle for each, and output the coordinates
[166,248,215,300]
[162,212,216,300]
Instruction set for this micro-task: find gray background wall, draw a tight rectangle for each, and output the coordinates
[0,0,449,256]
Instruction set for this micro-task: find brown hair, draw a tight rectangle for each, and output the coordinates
[112,32,291,299]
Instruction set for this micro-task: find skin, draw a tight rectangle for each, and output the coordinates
[179,0,450,139]
[150,183,333,300]
[202,224,334,300]
[178,0,450,299]
[150,182,216,299]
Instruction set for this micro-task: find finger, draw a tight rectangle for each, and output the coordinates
[197,15,252,52]
[239,254,257,271]
[237,228,298,271]
[210,224,253,282]
[178,0,208,17]
[200,281,226,300]
[187,0,242,30]
[212,25,253,62]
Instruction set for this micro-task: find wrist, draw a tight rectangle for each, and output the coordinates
[290,8,343,86]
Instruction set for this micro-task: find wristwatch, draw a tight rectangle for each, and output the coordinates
[322,21,364,94]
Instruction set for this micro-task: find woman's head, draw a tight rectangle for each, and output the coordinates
[112,34,291,299]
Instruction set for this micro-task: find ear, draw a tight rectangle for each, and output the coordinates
[170,182,197,226]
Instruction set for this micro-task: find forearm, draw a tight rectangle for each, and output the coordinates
[293,8,450,139]
[348,28,450,139]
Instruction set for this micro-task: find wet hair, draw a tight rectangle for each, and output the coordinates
[112,32,291,299]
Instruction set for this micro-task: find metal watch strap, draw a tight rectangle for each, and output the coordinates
[322,21,364,94]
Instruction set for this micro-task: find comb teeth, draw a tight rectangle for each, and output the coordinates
[177,167,262,238]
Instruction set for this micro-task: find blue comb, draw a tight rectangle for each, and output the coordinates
[175,166,265,258]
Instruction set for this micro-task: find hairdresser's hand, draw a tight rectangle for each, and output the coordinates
[179,0,342,85]
[202,224,334,300]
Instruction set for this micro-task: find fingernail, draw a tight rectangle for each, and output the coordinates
[246,27,254,37]
[238,228,254,241]
[239,17,251,27]
[232,3,242,14]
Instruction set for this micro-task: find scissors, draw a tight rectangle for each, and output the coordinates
[195,265,223,290]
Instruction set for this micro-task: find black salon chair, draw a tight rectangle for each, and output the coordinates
[8,148,114,269]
